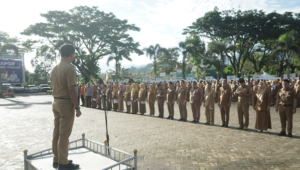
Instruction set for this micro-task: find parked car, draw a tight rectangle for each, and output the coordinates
[26,85,39,93]
[38,84,51,92]
[9,83,25,92]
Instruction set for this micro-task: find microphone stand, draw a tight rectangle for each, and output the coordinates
[78,62,110,155]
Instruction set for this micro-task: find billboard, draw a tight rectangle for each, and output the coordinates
[0,60,23,83]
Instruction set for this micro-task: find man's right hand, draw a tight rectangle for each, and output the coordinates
[76,110,82,117]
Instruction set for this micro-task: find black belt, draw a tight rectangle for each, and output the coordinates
[54,97,70,100]
[281,105,292,107]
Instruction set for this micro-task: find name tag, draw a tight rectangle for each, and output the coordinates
[141,101,145,104]
[114,99,118,103]
[127,101,131,105]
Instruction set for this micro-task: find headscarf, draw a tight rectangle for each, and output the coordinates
[139,83,146,98]
[131,83,138,97]
[124,85,131,96]
[256,82,267,102]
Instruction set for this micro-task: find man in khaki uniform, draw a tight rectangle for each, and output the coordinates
[190,81,203,123]
[218,80,231,127]
[276,79,297,137]
[177,80,188,121]
[204,83,216,125]
[166,82,176,120]
[235,78,251,130]
[215,81,221,103]
[50,44,81,170]
[270,80,278,106]
[156,83,166,118]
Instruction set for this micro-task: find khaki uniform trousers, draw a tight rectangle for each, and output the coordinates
[149,102,155,115]
[191,102,200,121]
[205,106,214,124]
[97,95,102,108]
[220,104,230,125]
[279,105,294,133]
[178,102,187,120]
[237,103,249,128]
[125,101,131,113]
[52,98,75,165]
[167,102,174,117]
[158,99,164,117]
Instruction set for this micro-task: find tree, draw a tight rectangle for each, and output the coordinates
[156,47,179,75]
[107,44,142,83]
[0,31,19,55]
[22,6,142,82]
[31,45,57,83]
[179,40,195,79]
[183,8,300,77]
[143,44,169,80]
[184,35,206,79]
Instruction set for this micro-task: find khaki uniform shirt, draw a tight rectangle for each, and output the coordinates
[156,88,165,101]
[204,89,216,106]
[147,91,155,103]
[219,86,231,106]
[277,88,297,106]
[50,58,77,98]
[190,87,203,104]
[166,88,175,103]
[253,90,271,111]
[177,87,188,103]
[236,85,251,105]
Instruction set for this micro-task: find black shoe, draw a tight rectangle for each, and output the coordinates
[288,133,293,137]
[170,117,174,120]
[221,124,225,127]
[191,120,196,123]
[224,125,228,128]
[53,160,73,168]
[182,119,187,122]
[278,131,286,136]
[178,118,183,121]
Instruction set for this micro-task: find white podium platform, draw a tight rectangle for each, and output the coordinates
[24,134,137,170]
[28,148,127,170]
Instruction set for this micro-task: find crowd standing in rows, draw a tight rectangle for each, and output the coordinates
[78,77,300,137]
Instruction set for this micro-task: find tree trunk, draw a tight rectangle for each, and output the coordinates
[154,57,157,80]
[183,55,186,79]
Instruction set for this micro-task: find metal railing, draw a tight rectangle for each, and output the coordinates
[23,134,137,170]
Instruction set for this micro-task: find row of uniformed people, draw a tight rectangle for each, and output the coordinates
[91,78,297,138]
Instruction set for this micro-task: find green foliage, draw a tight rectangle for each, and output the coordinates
[47,90,53,95]
[156,47,179,75]
[22,6,143,82]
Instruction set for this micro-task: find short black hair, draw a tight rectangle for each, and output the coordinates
[157,83,162,86]
[169,82,173,85]
[193,81,197,84]
[283,79,290,83]
[60,44,75,57]
[181,80,185,83]
[238,78,245,83]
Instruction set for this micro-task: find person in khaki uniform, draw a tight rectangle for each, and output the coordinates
[218,80,231,127]
[139,83,146,115]
[117,84,124,112]
[231,81,238,102]
[270,81,278,106]
[91,85,97,108]
[204,83,216,125]
[96,84,102,109]
[166,82,176,120]
[235,78,251,130]
[190,81,203,123]
[215,81,221,103]
[276,79,297,137]
[177,80,188,121]
[156,83,166,118]
[106,85,112,111]
[131,83,139,114]
[123,85,131,113]
[50,44,81,170]
[253,81,272,133]
[112,84,119,111]
[147,84,156,116]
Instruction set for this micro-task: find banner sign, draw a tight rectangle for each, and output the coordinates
[284,73,296,79]
[227,75,237,81]
[170,72,176,75]
[252,75,262,80]
[205,76,213,81]
[0,60,23,83]
[160,72,166,77]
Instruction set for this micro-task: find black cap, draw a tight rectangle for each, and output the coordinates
[238,78,245,83]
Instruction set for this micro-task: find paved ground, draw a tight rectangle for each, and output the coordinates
[1,93,300,170]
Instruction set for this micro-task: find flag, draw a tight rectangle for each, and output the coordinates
[106,70,108,81]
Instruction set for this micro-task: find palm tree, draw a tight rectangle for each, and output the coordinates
[179,41,194,79]
[143,44,169,80]
[107,45,131,83]
[273,30,300,78]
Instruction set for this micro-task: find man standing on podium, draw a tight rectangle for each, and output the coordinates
[50,44,81,170]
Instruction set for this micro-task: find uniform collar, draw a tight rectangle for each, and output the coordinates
[61,58,70,64]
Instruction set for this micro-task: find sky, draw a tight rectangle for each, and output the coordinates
[1,0,300,73]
